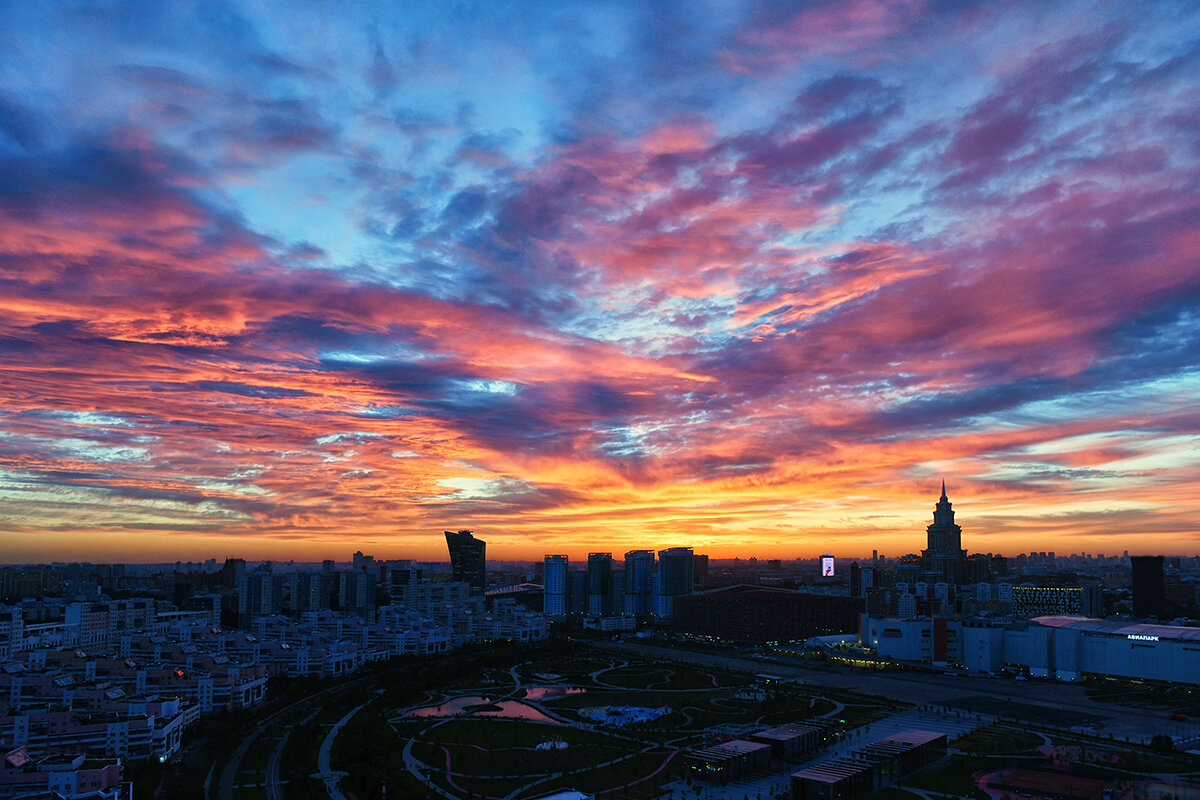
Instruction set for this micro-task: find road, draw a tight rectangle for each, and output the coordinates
[596,640,1188,744]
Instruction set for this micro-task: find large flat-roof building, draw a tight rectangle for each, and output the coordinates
[674,586,861,644]
[861,613,1200,684]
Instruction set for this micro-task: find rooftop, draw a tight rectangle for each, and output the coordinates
[1034,616,1200,642]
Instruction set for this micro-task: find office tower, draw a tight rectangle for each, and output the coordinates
[624,550,655,615]
[655,547,694,620]
[587,553,613,615]
[921,481,967,584]
[1131,555,1165,618]
[693,553,709,585]
[444,529,486,595]
[544,555,569,616]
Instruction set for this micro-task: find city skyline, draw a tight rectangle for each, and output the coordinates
[1,2,1199,563]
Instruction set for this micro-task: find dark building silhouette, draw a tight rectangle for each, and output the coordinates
[1131,555,1165,618]
[921,482,967,584]
[444,529,486,595]
[586,552,613,615]
[673,585,862,644]
[623,550,654,615]
[567,570,587,615]
[658,547,694,595]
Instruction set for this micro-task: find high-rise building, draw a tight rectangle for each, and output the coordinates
[658,547,694,595]
[921,482,967,584]
[624,550,655,615]
[898,554,922,584]
[655,547,694,620]
[297,571,331,611]
[339,569,377,621]
[444,530,486,595]
[587,553,613,615]
[1131,555,1165,618]
[236,566,282,626]
[543,555,568,617]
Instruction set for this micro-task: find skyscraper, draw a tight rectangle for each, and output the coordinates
[921,481,967,584]
[1131,555,1165,618]
[624,550,655,615]
[543,555,568,617]
[587,553,613,615]
[654,547,694,620]
[444,529,486,595]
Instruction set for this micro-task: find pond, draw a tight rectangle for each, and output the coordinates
[408,695,562,724]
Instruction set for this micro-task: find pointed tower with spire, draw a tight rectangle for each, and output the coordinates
[921,481,967,584]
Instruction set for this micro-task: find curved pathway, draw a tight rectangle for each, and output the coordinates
[266,709,315,800]
[318,703,366,800]
[217,724,266,800]
[394,653,843,800]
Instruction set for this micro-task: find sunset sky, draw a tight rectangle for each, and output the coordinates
[1,1,1199,563]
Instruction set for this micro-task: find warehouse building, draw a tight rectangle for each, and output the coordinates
[748,722,827,758]
[791,730,946,799]
[682,739,771,782]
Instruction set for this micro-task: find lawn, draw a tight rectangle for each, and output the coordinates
[900,754,992,799]
[952,725,1045,755]
[867,789,924,800]
[406,717,644,784]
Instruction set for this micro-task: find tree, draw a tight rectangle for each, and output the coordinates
[1150,733,1174,753]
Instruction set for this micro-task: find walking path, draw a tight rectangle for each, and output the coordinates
[318,703,366,800]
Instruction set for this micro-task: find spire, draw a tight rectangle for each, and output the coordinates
[940,479,947,502]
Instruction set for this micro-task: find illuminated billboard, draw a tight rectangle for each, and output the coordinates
[821,554,835,577]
